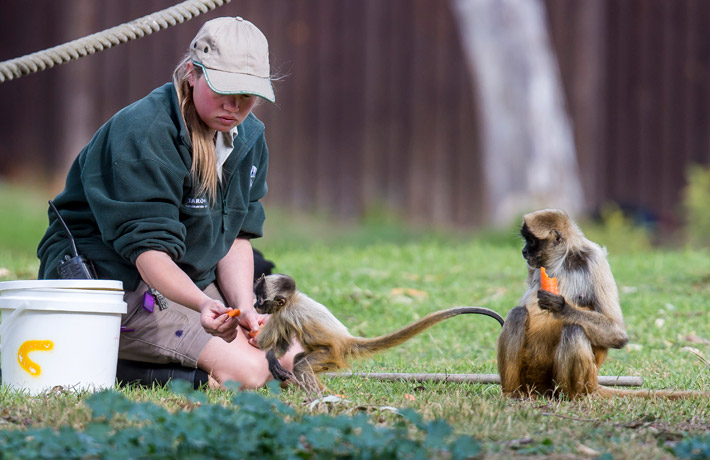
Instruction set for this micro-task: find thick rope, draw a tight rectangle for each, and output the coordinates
[0,0,232,83]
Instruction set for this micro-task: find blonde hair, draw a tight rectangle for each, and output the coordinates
[173,55,218,202]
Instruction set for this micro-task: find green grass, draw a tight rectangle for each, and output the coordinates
[0,182,48,280]
[0,183,708,459]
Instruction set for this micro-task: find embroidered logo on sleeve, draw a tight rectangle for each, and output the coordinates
[250,166,258,189]
[185,197,208,209]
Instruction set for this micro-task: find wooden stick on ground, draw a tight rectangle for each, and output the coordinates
[324,372,643,387]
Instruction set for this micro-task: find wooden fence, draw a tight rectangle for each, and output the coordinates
[547,0,710,231]
[0,0,708,231]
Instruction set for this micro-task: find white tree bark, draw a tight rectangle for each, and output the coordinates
[451,0,584,226]
[56,0,96,184]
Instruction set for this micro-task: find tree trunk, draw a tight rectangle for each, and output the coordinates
[55,0,97,189]
[451,0,584,226]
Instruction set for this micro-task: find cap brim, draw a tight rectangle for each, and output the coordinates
[201,65,275,103]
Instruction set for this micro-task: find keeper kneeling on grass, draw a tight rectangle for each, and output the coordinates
[37,17,301,389]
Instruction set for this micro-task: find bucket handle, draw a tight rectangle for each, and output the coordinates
[0,301,28,344]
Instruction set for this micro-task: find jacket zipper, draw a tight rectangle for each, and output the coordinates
[219,182,228,233]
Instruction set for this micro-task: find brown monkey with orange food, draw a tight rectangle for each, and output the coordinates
[497,208,709,399]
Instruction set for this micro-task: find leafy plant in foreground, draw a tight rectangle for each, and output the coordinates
[672,434,710,460]
[0,381,482,459]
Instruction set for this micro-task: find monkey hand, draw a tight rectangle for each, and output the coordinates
[537,290,567,314]
[266,349,293,382]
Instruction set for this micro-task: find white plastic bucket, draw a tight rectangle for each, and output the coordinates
[0,279,127,395]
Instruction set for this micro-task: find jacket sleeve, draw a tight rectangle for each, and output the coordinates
[80,120,188,264]
[237,134,268,239]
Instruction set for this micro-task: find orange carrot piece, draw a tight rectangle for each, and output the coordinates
[227,308,241,318]
[248,329,260,338]
[540,267,559,294]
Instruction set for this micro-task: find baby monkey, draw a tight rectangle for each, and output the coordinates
[254,273,504,390]
[498,208,709,399]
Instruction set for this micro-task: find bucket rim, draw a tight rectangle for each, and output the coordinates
[0,279,124,292]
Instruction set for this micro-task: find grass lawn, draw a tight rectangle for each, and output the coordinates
[0,183,708,459]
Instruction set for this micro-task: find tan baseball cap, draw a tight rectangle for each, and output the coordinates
[189,16,275,102]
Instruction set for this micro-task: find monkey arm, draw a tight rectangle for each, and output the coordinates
[260,323,296,382]
[258,310,294,351]
[272,335,293,358]
[260,322,294,381]
[537,291,628,349]
[258,323,293,358]
[266,349,292,381]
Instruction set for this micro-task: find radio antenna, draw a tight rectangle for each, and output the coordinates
[48,200,79,258]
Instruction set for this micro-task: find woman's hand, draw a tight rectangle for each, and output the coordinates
[135,250,248,342]
[237,309,268,347]
[199,297,240,342]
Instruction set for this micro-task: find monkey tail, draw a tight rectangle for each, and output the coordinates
[595,385,710,400]
[349,306,504,358]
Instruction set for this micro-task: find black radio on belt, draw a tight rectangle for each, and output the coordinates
[49,200,97,280]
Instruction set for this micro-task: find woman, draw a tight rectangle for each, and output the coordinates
[37,17,299,389]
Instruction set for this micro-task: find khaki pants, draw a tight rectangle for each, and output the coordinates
[118,282,221,368]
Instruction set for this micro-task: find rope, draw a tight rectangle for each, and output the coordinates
[0,0,232,83]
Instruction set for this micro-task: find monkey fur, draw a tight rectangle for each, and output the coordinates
[497,208,709,400]
[253,273,505,390]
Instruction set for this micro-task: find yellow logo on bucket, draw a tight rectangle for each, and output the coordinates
[17,340,54,376]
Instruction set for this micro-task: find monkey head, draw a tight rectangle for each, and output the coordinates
[520,208,582,268]
[253,273,297,314]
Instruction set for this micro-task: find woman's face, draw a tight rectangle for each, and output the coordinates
[189,65,257,132]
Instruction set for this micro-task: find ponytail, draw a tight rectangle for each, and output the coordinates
[173,55,218,203]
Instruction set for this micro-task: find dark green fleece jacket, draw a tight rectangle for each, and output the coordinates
[37,83,269,291]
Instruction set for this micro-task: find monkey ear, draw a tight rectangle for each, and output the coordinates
[275,295,287,306]
[553,229,563,242]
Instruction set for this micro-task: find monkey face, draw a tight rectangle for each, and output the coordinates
[520,212,566,268]
[254,295,286,314]
[521,223,546,268]
[253,274,296,314]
